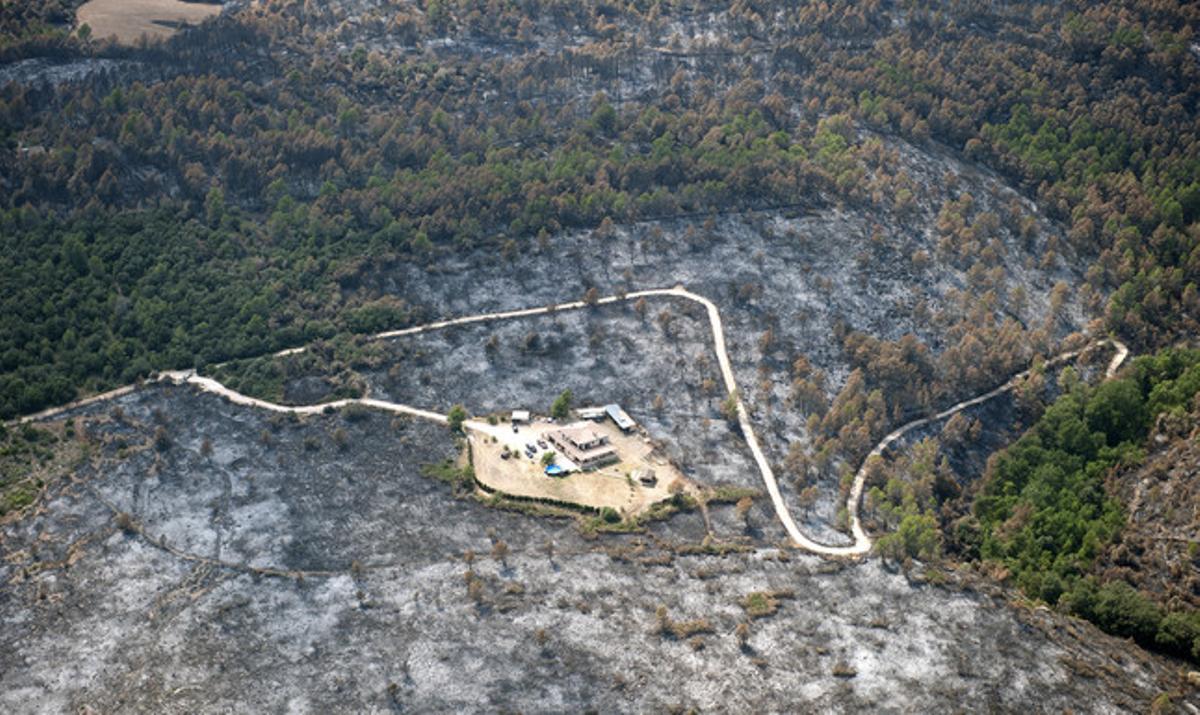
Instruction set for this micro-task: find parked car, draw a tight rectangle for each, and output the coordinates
[512,425,519,433]
[537,440,548,449]
[526,443,536,452]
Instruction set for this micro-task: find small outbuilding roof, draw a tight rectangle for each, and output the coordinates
[511,410,531,422]
[576,406,607,420]
[604,404,636,431]
[633,467,657,485]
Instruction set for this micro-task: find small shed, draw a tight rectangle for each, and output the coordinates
[633,467,657,486]
[511,410,531,424]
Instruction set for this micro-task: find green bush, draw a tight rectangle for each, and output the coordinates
[550,390,572,420]
[447,404,468,433]
[875,512,942,563]
[1155,611,1200,660]
[420,460,475,495]
[1090,580,1163,646]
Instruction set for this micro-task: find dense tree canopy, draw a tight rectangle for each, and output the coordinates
[974,349,1200,662]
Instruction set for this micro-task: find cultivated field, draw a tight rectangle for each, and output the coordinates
[76,0,221,44]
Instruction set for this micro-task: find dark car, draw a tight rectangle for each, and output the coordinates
[537,440,549,449]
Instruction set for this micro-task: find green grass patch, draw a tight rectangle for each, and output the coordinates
[739,590,795,619]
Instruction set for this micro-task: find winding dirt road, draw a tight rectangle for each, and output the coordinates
[12,287,1129,558]
[840,336,1128,555]
[157,371,452,424]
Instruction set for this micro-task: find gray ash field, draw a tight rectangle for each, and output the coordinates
[0,384,1187,713]
[2,0,1198,709]
[0,127,1191,714]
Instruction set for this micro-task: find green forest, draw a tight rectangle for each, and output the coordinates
[975,349,1200,661]
[0,83,846,417]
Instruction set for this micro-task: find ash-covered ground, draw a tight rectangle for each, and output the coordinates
[2,384,1193,713]
[342,130,1090,544]
[366,297,771,519]
[6,132,1186,712]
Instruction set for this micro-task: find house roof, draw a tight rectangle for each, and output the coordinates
[548,423,616,465]
[558,424,606,446]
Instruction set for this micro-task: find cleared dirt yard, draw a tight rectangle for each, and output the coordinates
[468,417,683,515]
[77,0,221,44]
